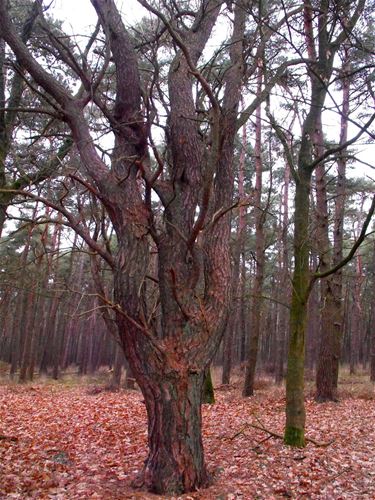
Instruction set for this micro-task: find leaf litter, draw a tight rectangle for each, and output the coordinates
[1,382,375,499]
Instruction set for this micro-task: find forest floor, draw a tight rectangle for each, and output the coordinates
[1,370,375,499]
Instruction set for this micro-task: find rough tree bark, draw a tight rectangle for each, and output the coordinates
[0,0,248,493]
[314,118,339,402]
[350,252,364,374]
[315,44,351,401]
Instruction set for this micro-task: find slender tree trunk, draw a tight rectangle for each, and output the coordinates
[124,364,136,390]
[275,162,290,384]
[316,51,350,398]
[370,242,375,381]
[284,0,344,446]
[202,367,215,404]
[39,293,60,374]
[284,166,312,447]
[61,249,85,370]
[12,211,36,380]
[315,279,338,401]
[222,316,235,385]
[9,289,25,378]
[52,307,67,380]
[239,256,248,364]
[109,342,124,389]
[350,254,364,374]
[222,120,247,384]
[306,253,319,371]
[314,116,338,402]
[19,287,38,382]
[331,54,350,387]
[243,64,265,396]
[0,38,5,237]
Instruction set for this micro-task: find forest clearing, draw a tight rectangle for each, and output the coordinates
[1,370,375,499]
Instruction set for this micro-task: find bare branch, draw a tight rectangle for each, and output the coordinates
[312,195,375,281]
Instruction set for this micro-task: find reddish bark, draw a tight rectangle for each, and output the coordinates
[275,162,290,384]
[243,63,265,397]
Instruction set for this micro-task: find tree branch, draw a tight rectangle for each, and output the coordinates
[312,194,375,281]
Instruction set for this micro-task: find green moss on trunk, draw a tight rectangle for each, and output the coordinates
[284,426,305,447]
[284,167,311,448]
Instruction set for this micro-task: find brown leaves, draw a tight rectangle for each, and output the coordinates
[1,383,375,499]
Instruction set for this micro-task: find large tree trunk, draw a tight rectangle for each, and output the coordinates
[114,291,216,494]
[140,370,208,493]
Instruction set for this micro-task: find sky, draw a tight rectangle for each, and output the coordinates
[51,0,144,33]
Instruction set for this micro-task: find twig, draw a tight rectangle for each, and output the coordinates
[0,435,18,441]
[229,421,334,447]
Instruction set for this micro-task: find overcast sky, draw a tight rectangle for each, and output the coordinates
[51,0,144,33]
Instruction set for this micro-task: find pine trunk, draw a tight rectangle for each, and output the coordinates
[284,166,312,447]
[275,162,290,384]
[222,318,234,385]
[243,65,264,397]
[139,370,208,494]
[19,287,38,382]
[222,121,246,385]
[314,152,337,401]
[109,343,124,389]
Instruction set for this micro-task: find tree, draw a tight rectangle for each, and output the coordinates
[243,60,265,396]
[314,16,374,399]
[0,0,251,493]
[268,0,371,446]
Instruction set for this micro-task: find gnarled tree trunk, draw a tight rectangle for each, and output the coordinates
[141,370,207,493]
